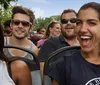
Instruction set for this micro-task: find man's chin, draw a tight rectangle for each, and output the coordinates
[14,35,26,40]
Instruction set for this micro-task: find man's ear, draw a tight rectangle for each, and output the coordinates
[10,21,13,29]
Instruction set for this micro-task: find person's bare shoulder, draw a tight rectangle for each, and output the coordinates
[32,43,39,56]
[10,60,32,85]
[29,39,39,56]
[11,60,29,73]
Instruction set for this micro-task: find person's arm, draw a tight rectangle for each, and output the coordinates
[48,59,66,85]
[11,60,32,85]
[38,39,56,81]
[52,80,59,85]
[40,61,44,81]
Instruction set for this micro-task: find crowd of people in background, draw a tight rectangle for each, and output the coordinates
[0,1,100,85]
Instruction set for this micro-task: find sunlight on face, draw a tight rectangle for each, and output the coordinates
[77,8,100,53]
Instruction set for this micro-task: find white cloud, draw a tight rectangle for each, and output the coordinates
[31,8,45,18]
[32,0,49,4]
[10,2,21,6]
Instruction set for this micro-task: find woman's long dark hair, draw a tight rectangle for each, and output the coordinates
[0,22,8,61]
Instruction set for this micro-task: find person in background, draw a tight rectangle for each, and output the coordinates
[3,19,12,37]
[45,20,61,38]
[37,20,61,48]
[49,2,100,85]
[37,27,46,35]
[30,27,46,45]
[0,21,32,85]
[3,6,39,60]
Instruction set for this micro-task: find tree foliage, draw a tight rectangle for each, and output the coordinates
[34,15,60,31]
[0,0,17,23]
[0,0,17,9]
[34,17,52,30]
[0,6,13,23]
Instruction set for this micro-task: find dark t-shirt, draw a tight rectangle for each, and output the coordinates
[38,35,70,62]
[49,50,100,85]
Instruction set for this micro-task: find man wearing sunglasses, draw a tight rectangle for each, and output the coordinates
[4,6,39,60]
[38,9,80,78]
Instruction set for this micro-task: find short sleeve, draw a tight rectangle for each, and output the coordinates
[38,39,56,62]
[48,59,66,85]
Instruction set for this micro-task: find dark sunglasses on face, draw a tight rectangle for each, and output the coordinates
[11,19,32,27]
[61,18,78,24]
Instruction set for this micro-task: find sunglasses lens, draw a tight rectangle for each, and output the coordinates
[61,18,78,24]
[61,19,68,24]
[12,20,31,27]
[13,20,20,25]
[70,18,77,23]
[21,21,30,27]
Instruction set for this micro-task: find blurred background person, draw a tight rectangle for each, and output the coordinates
[3,19,12,37]
[37,27,46,35]
[30,27,46,45]
[37,20,61,48]
[45,20,61,38]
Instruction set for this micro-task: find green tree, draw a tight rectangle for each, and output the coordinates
[0,0,17,22]
[0,6,13,23]
[0,0,17,9]
[34,17,51,30]
[34,16,60,31]
[50,15,60,21]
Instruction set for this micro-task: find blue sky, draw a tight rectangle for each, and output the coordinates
[12,0,100,18]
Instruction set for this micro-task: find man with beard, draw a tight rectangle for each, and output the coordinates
[4,6,39,60]
[38,9,79,78]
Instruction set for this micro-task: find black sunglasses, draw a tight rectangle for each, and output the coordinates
[12,20,32,27]
[61,18,78,24]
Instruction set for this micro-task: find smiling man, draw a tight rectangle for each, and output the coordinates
[38,9,80,79]
[39,9,79,61]
[4,6,39,60]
